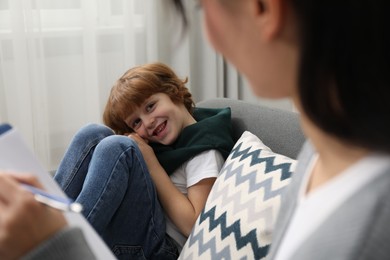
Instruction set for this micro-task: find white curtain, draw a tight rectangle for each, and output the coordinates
[0,0,293,171]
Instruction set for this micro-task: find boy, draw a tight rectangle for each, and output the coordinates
[54,62,234,259]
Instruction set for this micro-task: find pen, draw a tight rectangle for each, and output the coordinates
[21,184,83,213]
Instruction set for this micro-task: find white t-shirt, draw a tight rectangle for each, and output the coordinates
[165,149,225,250]
[274,153,390,260]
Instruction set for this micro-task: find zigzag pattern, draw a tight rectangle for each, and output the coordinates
[229,142,293,181]
[182,206,269,259]
[179,132,295,260]
[208,163,276,229]
[218,161,291,198]
[183,228,232,259]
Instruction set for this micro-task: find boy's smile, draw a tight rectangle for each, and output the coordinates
[125,93,196,145]
[153,121,167,137]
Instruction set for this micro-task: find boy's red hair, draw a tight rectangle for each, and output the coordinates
[103,62,194,135]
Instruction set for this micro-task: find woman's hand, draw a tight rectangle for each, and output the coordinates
[0,172,67,260]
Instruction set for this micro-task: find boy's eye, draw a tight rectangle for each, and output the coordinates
[146,102,155,112]
[132,119,141,129]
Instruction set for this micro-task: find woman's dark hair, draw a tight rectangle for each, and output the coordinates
[292,0,390,152]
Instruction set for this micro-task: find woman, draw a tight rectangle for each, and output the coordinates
[173,0,390,259]
[3,1,390,259]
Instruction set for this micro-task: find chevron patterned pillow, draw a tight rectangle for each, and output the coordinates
[179,131,297,260]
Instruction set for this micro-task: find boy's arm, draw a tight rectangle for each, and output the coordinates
[129,134,215,237]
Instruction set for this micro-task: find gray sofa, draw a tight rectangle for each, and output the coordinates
[197,98,306,159]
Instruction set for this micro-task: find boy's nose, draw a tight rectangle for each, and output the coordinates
[145,117,156,129]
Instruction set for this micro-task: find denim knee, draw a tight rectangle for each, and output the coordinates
[94,135,141,160]
[74,123,114,141]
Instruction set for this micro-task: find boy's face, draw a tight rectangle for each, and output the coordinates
[125,93,196,145]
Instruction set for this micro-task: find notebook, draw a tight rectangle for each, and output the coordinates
[0,123,116,259]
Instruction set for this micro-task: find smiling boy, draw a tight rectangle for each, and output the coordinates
[54,62,234,259]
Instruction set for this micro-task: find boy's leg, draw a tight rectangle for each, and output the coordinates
[74,135,178,259]
[54,123,114,199]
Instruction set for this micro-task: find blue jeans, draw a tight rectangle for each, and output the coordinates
[54,124,179,260]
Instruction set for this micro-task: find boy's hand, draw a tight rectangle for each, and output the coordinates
[128,133,152,151]
[128,133,156,160]
[0,172,67,260]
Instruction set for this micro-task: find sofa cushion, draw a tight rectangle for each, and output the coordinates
[178,131,297,259]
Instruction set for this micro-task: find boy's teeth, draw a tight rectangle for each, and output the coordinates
[154,122,165,135]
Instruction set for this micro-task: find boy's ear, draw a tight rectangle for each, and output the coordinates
[253,0,285,41]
